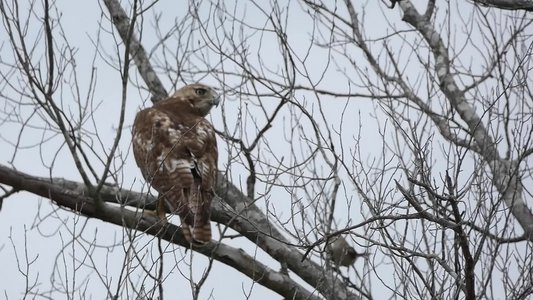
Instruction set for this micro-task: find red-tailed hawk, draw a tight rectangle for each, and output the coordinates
[132,83,219,244]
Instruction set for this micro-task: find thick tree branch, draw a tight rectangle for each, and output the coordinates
[101,1,361,298]
[102,0,168,101]
[471,0,533,11]
[339,0,481,155]
[398,0,533,241]
[0,164,360,299]
[0,164,322,300]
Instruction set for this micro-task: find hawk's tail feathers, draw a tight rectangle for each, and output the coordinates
[181,223,193,243]
[180,190,212,244]
[179,220,211,244]
[192,222,211,243]
[185,189,212,244]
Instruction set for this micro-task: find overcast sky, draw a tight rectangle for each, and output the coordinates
[1,0,529,299]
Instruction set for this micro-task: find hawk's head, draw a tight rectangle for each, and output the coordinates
[170,83,220,117]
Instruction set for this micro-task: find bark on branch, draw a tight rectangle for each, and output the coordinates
[102,0,168,101]
[0,164,322,300]
[101,0,362,298]
[471,0,533,11]
[0,163,360,299]
[398,0,533,240]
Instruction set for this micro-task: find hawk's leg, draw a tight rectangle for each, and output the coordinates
[141,196,168,226]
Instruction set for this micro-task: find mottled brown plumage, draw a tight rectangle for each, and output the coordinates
[132,83,219,244]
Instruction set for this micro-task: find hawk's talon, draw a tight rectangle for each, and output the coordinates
[142,209,168,226]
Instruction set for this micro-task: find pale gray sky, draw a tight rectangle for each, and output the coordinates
[0,0,530,299]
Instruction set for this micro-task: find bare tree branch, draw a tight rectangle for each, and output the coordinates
[101,1,362,298]
[398,0,533,241]
[102,0,168,101]
[2,0,532,298]
[470,0,533,11]
[0,163,323,300]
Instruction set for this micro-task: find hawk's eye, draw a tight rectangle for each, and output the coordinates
[195,88,207,96]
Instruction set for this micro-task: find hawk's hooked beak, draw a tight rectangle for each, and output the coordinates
[212,94,221,107]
